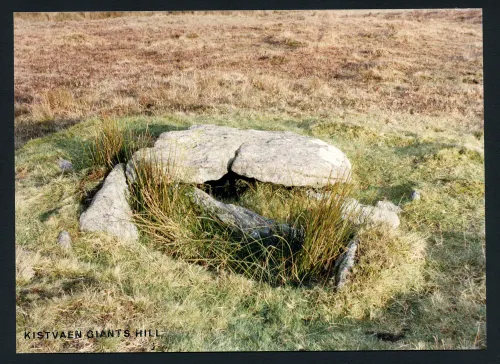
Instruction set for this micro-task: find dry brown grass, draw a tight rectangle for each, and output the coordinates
[14,9,483,139]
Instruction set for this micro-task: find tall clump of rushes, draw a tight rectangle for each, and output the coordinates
[87,117,153,170]
[129,148,203,259]
[87,117,125,169]
[295,169,360,283]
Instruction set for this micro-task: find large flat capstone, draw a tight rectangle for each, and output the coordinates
[126,124,351,187]
[80,164,139,242]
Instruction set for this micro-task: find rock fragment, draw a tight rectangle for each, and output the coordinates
[306,193,401,229]
[16,247,36,282]
[375,200,402,214]
[333,238,358,289]
[57,231,72,249]
[58,158,73,172]
[343,199,400,229]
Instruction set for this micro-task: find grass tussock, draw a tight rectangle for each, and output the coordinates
[29,88,82,122]
[87,118,153,169]
[130,154,199,254]
[296,178,358,280]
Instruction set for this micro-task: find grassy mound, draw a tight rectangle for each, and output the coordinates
[14,115,469,352]
[85,120,401,288]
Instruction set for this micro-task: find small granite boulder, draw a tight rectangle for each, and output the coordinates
[365,205,400,229]
[57,231,72,249]
[375,200,402,214]
[58,159,73,172]
[306,193,401,229]
[411,190,421,201]
[16,248,36,282]
[80,164,139,242]
[343,199,400,229]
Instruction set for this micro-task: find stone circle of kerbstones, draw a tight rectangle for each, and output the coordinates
[78,124,401,248]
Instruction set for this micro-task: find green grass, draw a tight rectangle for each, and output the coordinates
[15,112,484,352]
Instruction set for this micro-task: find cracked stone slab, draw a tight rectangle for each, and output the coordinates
[126,124,351,187]
[80,163,139,242]
[231,133,351,187]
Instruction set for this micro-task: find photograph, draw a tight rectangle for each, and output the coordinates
[14,9,485,352]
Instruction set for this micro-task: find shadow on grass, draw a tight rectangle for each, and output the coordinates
[190,293,417,350]
[432,230,485,269]
[362,182,416,204]
[17,276,98,304]
[126,122,190,139]
[393,140,458,159]
[15,118,82,150]
[39,207,61,222]
[361,290,425,342]
[50,123,190,172]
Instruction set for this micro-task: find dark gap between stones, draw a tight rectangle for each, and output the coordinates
[200,170,258,201]
[78,170,108,211]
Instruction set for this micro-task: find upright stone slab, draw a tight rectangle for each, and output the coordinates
[80,163,139,242]
[333,238,359,289]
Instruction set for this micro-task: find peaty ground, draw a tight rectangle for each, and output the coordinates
[15,10,484,352]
